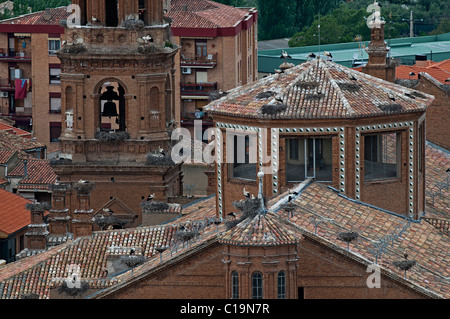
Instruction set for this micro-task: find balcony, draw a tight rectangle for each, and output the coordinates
[0,49,32,63]
[180,82,217,99]
[180,53,218,68]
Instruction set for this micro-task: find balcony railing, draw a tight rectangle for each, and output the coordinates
[180,53,218,68]
[180,82,217,98]
[0,49,32,62]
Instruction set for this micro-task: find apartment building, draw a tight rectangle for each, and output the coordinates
[0,7,70,154]
[168,0,258,141]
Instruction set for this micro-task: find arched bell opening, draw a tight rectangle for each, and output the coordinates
[99,82,126,132]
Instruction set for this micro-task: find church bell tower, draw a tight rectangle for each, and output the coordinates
[53,0,182,228]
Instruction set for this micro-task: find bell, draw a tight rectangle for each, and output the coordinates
[102,101,118,117]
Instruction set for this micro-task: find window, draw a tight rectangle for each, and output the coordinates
[48,39,61,55]
[286,137,333,182]
[364,132,400,181]
[50,122,62,142]
[50,97,61,113]
[229,134,257,180]
[49,67,61,84]
[252,272,263,299]
[278,271,286,299]
[50,94,61,113]
[231,271,239,299]
[195,40,207,58]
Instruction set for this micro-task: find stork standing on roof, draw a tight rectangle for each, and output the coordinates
[280,50,292,63]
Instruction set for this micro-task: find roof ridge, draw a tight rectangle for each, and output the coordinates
[322,59,355,117]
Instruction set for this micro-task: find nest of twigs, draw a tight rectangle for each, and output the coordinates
[120,19,144,29]
[59,44,87,55]
[26,202,51,212]
[174,229,199,243]
[49,158,72,166]
[140,201,169,213]
[393,259,416,271]
[119,254,146,269]
[145,153,175,167]
[378,104,403,113]
[57,280,90,297]
[232,198,261,220]
[260,102,288,115]
[256,90,276,99]
[94,131,130,143]
[338,231,359,243]
[73,182,95,194]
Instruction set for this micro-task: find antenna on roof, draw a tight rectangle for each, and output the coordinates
[318,13,321,59]
[257,170,267,215]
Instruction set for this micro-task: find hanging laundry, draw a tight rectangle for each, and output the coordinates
[15,79,28,100]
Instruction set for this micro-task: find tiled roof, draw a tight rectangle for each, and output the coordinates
[205,59,434,119]
[271,182,450,299]
[0,196,219,299]
[0,122,32,139]
[0,149,15,164]
[396,62,450,84]
[8,159,57,190]
[168,0,250,29]
[219,211,300,246]
[0,188,31,236]
[0,130,45,153]
[0,7,69,26]
[425,142,450,219]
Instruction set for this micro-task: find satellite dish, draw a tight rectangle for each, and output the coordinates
[353,53,359,60]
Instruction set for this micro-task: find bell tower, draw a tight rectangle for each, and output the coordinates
[53,0,182,227]
[362,1,395,82]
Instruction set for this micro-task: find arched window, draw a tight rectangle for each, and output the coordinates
[231,271,239,299]
[277,271,286,299]
[252,272,263,299]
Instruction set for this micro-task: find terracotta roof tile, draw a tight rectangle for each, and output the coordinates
[7,159,57,190]
[396,60,450,84]
[272,182,450,298]
[0,196,219,299]
[0,130,45,153]
[0,188,31,235]
[206,59,434,119]
[0,149,15,164]
[219,211,300,246]
[0,122,31,138]
[425,142,450,219]
[0,7,70,26]
[168,0,250,29]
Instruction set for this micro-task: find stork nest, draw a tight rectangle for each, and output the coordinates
[73,182,95,194]
[140,201,169,213]
[49,158,72,166]
[378,104,403,113]
[26,202,51,212]
[57,280,90,297]
[146,153,175,167]
[232,198,261,220]
[256,90,276,99]
[260,102,288,115]
[59,44,87,55]
[174,229,199,242]
[94,131,130,144]
[120,19,144,30]
[392,259,416,271]
[337,83,361,92]
[296,81,320,90]
[337,231,359,243]
[119,254,146,269]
